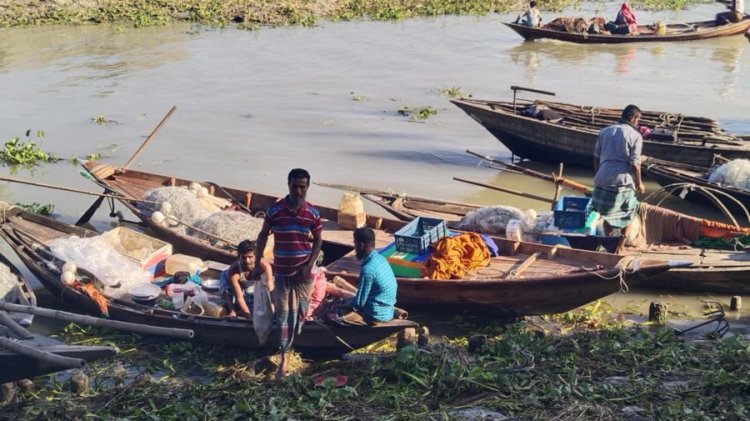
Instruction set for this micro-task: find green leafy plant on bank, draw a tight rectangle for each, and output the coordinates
[1,130,59,165]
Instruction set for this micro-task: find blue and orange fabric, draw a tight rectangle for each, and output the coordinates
[264,196,323,276]
[425,232,490,280]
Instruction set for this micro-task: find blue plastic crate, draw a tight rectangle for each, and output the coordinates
[394,217,448,254]
[554,196,592,229]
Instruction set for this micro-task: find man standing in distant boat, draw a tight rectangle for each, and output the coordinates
[515,1,543,27]
[253,168,323,379]
[592,104,645,242]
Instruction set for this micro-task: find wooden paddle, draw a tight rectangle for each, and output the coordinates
[453,177,555,204]
[122,106,177,171]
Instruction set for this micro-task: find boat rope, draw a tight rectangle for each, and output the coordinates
[307,318,357,353]
[580,106,601,124]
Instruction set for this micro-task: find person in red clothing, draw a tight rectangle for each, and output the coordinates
[614,2,638,35]
[253,168,323,379]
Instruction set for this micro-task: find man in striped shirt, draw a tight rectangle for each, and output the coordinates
[253,168,323,379]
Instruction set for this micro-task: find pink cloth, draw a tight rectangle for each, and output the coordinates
[306,269,327,319]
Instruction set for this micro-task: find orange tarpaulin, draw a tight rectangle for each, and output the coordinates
[425,232,490,280]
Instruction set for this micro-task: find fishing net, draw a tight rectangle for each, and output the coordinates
[141,187,213,226]
[457,206,551,236]
[191,210,265,247]
[707,159,750,190]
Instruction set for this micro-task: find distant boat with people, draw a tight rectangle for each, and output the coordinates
[505,14,750,44]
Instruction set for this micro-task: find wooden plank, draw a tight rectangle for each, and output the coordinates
[506,252,541,279]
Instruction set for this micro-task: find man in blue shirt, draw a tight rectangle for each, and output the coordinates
[337,227,398,325]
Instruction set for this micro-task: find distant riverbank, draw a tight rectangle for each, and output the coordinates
[0,0,705,29]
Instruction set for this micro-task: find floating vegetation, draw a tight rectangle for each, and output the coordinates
[399,105,438,120]
[0,0,710,29]
[351,92,368,102]
[3,301,747,419]
[14,201,55,216]
[1,130,59,165]
[437,86,472,98]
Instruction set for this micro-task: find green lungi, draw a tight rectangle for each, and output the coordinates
[592,185,639,228]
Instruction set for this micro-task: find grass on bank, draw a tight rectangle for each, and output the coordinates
[0,0,712,29]
[2,301,748,419]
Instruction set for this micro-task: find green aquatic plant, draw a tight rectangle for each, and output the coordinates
[14,201,55,216]
[1,130,59,165]
[437,86,471,98]
[398,105,438,120]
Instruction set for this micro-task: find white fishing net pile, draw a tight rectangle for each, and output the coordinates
[191,210,264,246]
[457,206,553,236]
[142,187,212,227]
[708,159,750,190]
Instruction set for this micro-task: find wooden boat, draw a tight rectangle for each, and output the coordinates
[317,182,750,294]
[78,163,680,316]
[81,162,408,266]
[642,156,750,217]
[1,252,36,327]
[504,17,750,44]
[0,206,417,355]
[451,97,750,168]
[1,252,115,383]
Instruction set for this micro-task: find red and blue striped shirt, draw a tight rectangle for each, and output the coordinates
[265,196,323,276]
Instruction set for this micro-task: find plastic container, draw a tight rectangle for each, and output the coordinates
[505,219,523,242]
[165,254,208,276]
[553,197,592,229]
[337,192,366,229]
[171,292,184,310]
[166,283,198,298]
[393,217,448,254]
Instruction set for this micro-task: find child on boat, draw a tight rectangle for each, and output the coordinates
[220,239,274,318]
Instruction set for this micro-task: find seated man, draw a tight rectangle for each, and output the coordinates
[333,227,398,325]
[220,239,274,318]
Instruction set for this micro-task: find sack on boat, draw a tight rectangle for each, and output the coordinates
[253,275,273,345]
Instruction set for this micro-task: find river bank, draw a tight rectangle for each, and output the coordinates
[1,301,748,419]
[0,0,708,29]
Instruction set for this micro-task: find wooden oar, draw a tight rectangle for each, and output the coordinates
[122,105,177,171]
[453,177,555,204]
[465,149,593,195]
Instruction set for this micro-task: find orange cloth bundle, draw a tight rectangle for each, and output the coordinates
[73,281,109,316]
[425,232,490,280]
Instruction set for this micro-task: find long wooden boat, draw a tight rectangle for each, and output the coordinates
[0,206,417,355]
[1,251,115,383]
[504,17,750,44]
[451,97,750,168]
[316,182,750,294]
[642,156,750,216]
[78,163,680,316]
[81,162,408,266]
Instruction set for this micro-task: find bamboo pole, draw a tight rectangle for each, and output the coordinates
[453,177,555,204]
[0,176,154,203]
[466,150,592,194]
[0,310,34,339]
[122,106,177,171]
[0,302,195,339]
[0,337,86,368]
